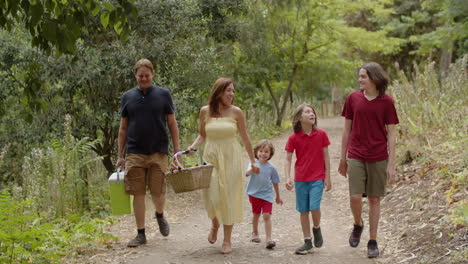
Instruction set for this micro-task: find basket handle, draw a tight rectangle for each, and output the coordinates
[172,149,197,170]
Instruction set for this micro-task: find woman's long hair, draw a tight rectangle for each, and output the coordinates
[208,77,235,117]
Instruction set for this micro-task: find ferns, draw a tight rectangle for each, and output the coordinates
[17,115,105,218]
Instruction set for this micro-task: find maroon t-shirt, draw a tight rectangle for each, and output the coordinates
[342,90,399,162]
[285,129,331,182]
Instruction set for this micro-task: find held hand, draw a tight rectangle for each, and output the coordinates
[285,178,294,191]
[338,159,348,177]
[387,165,396,185]
[246,168,255,175]
[324,178,332,192]
[250,163,260,174]
[116,157,125,168]
[185,147,197,156]
[276,197,283,205]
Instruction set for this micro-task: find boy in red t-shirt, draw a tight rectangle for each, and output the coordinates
[338,62,399,258]
[285,104,331,255]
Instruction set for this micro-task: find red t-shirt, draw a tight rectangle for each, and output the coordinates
[342,90,399,162]
[285,129,330,182]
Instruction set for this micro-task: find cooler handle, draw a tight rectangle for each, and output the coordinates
[117,167,123,181]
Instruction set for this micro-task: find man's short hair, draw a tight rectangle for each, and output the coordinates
[134,58,154,74]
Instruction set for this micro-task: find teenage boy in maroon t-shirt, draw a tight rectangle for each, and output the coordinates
[338,62,399,258]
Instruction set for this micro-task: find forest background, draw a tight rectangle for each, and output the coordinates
[0,0,466,263]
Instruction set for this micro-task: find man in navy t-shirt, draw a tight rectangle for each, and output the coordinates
[116,58,181,247]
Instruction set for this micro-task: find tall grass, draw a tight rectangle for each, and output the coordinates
[390,56,467,226]
[392,56,467,149]
[15,115,108,218]
[0,116,115,263]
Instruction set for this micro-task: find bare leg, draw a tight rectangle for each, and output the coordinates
[300,212,311,237]
[133,194,146,229]
[263,213,272,241]
[151,192,165,214]
[221,224,233,254]
[350,194,363,225]
[208,217,220,244]
[212,217,220,229]
[368,196,380,239]
[311,210,321,227]
[252,214,261,235]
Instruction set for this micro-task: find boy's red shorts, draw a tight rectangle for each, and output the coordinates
[248,195,273,215]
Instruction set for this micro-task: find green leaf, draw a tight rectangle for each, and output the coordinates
[42,20,57,42]
[44,0,56,13]
[29,2,44,27]
[113,20,123,35]
[100,11,110,28]
[103,3,115,12]
[91,4,100,16]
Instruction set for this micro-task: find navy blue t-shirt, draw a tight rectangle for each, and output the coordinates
[120,85,175,154]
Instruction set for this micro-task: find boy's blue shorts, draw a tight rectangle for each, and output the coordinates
[295,180,324,213]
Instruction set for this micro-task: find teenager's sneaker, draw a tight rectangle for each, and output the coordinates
[349,222,364,247]
[295,239,313,255]
[127,233,147,247]
[156,213,170,237]
[312,227,323,248]
[367,240,379,258]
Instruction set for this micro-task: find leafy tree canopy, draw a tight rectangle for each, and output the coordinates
[0,0,138,55]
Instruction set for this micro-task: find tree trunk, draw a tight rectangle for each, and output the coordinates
[439,45,452,79]
[264,80,281,126]
[102,154,114,175]
[81,167,90,212]
[276,64,298,126]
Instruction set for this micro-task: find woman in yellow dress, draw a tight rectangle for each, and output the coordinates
[187,77,259,254]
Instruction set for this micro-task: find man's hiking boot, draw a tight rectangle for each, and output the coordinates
[313,227,323,248]
[349,221,364,247]
[367,240,379,258]
[295,238,313,255]
[127,233,147,247]
[156,213,170,237]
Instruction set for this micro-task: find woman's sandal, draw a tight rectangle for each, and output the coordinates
[266,240,276,249]
[208,226,219,244]
[250,232,261,243]
[221,242,232,254]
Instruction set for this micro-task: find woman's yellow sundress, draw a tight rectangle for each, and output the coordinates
[203,117,244,225]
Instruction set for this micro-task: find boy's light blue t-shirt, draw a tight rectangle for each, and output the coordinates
[246,160,280,203]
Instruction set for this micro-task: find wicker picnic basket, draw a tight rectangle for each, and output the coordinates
[165,151,213,193]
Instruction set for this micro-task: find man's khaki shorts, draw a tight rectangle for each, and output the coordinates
[347,159,388,197]
[124,152,168,196]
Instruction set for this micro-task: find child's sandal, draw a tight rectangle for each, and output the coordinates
[208,226,219,244]
[250,232,261,243]
[221,242,232,254]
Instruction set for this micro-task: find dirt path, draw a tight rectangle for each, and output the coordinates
[93,117,383,264]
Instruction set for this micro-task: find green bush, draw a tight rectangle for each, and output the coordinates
[15,115,108,218]
[0,190,116,264]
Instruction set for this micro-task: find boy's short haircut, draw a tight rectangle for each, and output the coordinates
[254,139,275,160]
